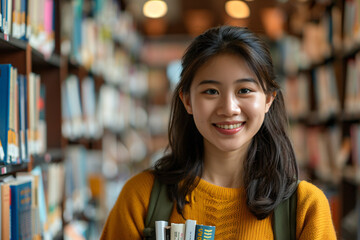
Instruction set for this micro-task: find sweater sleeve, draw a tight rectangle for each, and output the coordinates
[100,171,155,240]
[296,181,337,240]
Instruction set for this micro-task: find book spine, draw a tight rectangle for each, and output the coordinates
[195,225,215,240]
[1,183,10,240]
[0,139,4,161]
[155,221,168,240]
[170,223,185,240]
[184,219,196,240]
[0,64,12,164]
[165,226,171,240]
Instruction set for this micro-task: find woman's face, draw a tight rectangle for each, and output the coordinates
[181,53,274,154]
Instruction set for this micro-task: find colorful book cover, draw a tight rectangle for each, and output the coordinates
[195,224,215,240]
[0,64,16,164]
[10,180,32,240]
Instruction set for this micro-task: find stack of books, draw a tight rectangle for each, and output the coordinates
[155,219,215,240]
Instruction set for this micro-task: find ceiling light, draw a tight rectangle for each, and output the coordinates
[225,0,250,19]
[143,0,168,19]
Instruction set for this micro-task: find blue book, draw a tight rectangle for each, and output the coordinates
[10,179,32,240]
[0,64,15,164]
[18,74,29,163]
[195,224,215,240]
[0,0,5,33]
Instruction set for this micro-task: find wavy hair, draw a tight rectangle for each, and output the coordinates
[153,26,298,220]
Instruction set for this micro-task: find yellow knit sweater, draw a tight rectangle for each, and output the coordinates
[100,171,337,239]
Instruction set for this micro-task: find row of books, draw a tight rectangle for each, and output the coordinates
[350,123,360,172]
[269,4,341,77]
[282,73,310,119]
[155,220,215,240]
[0,0,55,57]
[343,0,360,51]
[345,52,360,114]
[289,123,351,183]
[0,166,47,240]
[0,64,46,165]
[61,0,142,85]
[312,63,341,119]
[282,63,340,120]
[61,74,150,139]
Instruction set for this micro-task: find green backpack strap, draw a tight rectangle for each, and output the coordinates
[143,177,174,240]
[273,180,301,240]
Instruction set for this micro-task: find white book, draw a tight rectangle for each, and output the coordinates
[184,220,196,240]
[155,221,168,240]
[0,139,4,161]
[170,223,185,240]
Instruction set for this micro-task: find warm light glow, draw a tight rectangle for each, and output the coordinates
[225,1,250,19]
[143,0,168,18]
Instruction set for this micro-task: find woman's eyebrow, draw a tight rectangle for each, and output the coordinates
[197,78,259,86]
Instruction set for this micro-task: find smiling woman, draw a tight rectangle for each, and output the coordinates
[180,53,274,156]
[100,26,337,240]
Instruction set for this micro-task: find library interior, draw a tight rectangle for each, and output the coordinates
[0,0,359,239]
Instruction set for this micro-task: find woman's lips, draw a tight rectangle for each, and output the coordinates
[213,122,245,135]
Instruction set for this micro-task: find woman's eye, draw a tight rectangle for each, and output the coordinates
[204,89,219,95]
[238,88,252,94]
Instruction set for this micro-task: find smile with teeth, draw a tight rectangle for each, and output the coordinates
[215,123,244,129]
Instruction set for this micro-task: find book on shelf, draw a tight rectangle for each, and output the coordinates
[8,179,32,240]
[283,74,310,119]
[28,72,44,155]
[350,124,360,172]
[0,64,20,164]
[0,0,2,31]
[81,76,100,139]
[1,181,10,240]
[45,163,64,237]
[343,0,360,50]
[344,54,360,114]
[312,63,340,119]
[17,74,29,163]
[0,139,4,161]
[38,84,46,154]
[16,169,46,238]
[195,224,215,240]
[62,75,84,139]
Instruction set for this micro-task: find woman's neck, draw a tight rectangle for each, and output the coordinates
[201,144,247,188]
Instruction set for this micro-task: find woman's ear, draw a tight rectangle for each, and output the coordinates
[179,91,193,114]
[265,91,276,113]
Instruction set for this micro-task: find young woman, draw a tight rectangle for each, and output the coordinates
[100,26,336,239]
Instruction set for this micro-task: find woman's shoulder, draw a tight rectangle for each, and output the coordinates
[295,181,337,238]
[297,180,327,200]
[118,170,155,204]
[121,170,155,194]
[296,180,332,214]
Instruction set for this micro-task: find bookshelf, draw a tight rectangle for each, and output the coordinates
[0,0,149,239]
[268,0,360,239]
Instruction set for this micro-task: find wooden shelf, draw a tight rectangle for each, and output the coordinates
[0,33,28,52]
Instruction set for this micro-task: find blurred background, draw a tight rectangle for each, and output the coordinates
[0,0,359,239]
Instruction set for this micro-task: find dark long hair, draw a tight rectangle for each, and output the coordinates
[153,26,298,220]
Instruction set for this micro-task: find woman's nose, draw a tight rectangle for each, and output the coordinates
[217,94,241,116]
